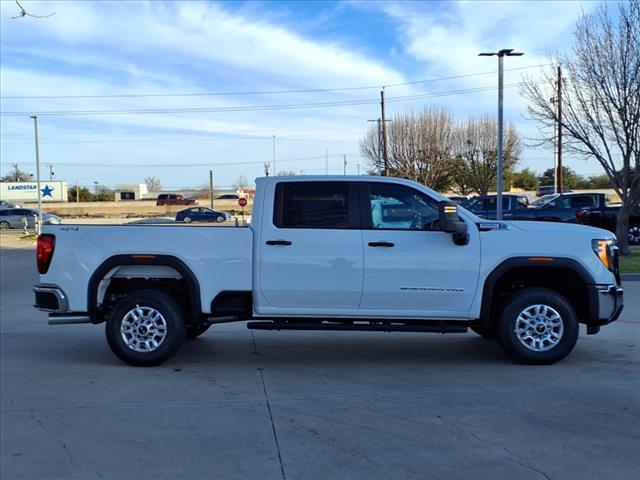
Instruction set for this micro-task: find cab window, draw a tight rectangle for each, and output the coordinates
[365,183,440,230]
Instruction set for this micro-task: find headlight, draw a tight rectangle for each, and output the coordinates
[592,239,617,271]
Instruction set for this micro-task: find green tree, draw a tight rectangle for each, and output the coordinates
[511,168,539,190]
[67,187,95,202]
[95,187,115,202]
[538,166,580,189]
[587,175,612,189]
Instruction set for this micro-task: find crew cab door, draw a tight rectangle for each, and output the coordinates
[359,182,480,318]
[257,181,363,312]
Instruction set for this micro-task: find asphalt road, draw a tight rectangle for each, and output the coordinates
[1,245,639,480]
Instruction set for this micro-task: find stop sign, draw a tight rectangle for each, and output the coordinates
[238,197,248,207]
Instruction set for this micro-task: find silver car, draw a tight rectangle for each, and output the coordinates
[0,208,61,230]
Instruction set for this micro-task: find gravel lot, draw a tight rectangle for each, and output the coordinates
[1,242,639,480]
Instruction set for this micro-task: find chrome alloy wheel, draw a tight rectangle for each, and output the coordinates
[120,306,168,353]
[514,304,564,352]
[629,226,640,245]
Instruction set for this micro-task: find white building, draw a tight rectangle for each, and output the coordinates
[0,181,68,203]
[114,183,148,201]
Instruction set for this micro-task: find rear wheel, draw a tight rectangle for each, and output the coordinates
[629,225,640,245]
[105,290,186,366]
[183,216,192,223]
[0,221,10,229]
[496,288,578,365]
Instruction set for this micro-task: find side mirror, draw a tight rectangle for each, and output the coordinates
[438,201,469,246]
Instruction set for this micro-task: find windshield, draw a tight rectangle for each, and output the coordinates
[531,194,559,208]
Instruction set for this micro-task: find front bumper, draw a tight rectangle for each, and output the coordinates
[586,284,623,333]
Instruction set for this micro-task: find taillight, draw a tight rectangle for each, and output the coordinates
[37,234,55,274]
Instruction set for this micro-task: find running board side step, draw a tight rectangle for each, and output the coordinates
[247,320,467,333]
[48,314,92,325]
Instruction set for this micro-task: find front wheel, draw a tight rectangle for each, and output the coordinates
[629,225,640,245]
[216,215,225,223]
[496,288,578,365]
[0,221,10,229]
[105,290,186,366]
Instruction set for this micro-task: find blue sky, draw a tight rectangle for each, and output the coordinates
[0,0,603,190]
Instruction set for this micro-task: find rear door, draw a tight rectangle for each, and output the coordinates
[360,182,480,318]
[258,181,363,311]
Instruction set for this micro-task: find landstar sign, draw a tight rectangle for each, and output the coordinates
[0,181,68,202]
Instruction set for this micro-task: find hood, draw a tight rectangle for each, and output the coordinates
[507,220,615,239]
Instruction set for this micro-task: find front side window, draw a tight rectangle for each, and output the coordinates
[274,182,349,229]
[366,183,440,230]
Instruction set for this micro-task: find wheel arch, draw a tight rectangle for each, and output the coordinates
[88,254,201,325]
[479,257,597,329]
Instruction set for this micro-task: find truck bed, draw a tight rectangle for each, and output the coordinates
[40,224,253,313]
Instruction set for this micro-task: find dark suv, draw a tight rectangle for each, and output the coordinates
[156,194,198,206]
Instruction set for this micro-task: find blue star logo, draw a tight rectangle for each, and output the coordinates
[41,184,54,198]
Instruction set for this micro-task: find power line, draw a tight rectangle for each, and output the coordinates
[0,81,545,117]
[0,64,549,100]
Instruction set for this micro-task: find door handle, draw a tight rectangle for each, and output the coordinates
[368,241,394,248]
[266,240,292,246]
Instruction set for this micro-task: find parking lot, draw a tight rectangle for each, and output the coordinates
[1,237,639,480]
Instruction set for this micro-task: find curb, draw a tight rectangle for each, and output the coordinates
[621,273,640,281]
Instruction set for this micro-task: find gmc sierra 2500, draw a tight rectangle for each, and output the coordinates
[34,176,623,366]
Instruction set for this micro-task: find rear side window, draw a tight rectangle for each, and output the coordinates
[274,182,349,229]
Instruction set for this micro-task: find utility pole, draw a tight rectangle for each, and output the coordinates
[343,155,347,175]
[75,180,79,203]
[209,170,214,209]
[479,48,524,220]
[380,89,389,176]
[325,149,328,175]
[556,65,563,192]
[30,116,42,231]
[272,135,276,175]
[48,164,54,181]
[357,163,360,175]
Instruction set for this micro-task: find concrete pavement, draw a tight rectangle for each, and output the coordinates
[1,246,639,480]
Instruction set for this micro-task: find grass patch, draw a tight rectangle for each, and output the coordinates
[619,246,640,274]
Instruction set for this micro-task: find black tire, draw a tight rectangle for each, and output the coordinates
[105,290,186,366]
[629,225,640,245]
[496,287,578,365]
[470,324,496,339]
[186,322,211,339]
[0,221,10,230]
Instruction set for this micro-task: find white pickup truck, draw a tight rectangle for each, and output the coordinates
[34,176,623,366]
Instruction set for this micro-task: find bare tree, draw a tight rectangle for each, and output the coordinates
[451,115,522,195]
[232,175,249,190]
[360,107,455,190]
[1,163,32,182]
[12,1,55,19]
[144,176,162,192]
[521,1,639,253]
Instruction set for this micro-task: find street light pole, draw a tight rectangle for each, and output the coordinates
[479,48,524,220]
[272,135,276,175]
[30,116,43,231]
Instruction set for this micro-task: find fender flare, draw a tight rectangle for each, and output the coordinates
[87,254,201,324]
[479,257,596,327]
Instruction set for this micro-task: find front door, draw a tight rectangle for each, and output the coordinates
[360,182,480,318]
[257,181,363,313]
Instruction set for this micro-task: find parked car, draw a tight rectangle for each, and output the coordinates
[34,176,622,367]
[216,194,239,200]
[0,208,61,229]
[464,192,613,223]
[576,205,640,245]
[156,194,198,206]
[0,200,21,209]
[462,194,532,219]
[536,185,571,197]
[175,207,231,223]
[447,196,469,205]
